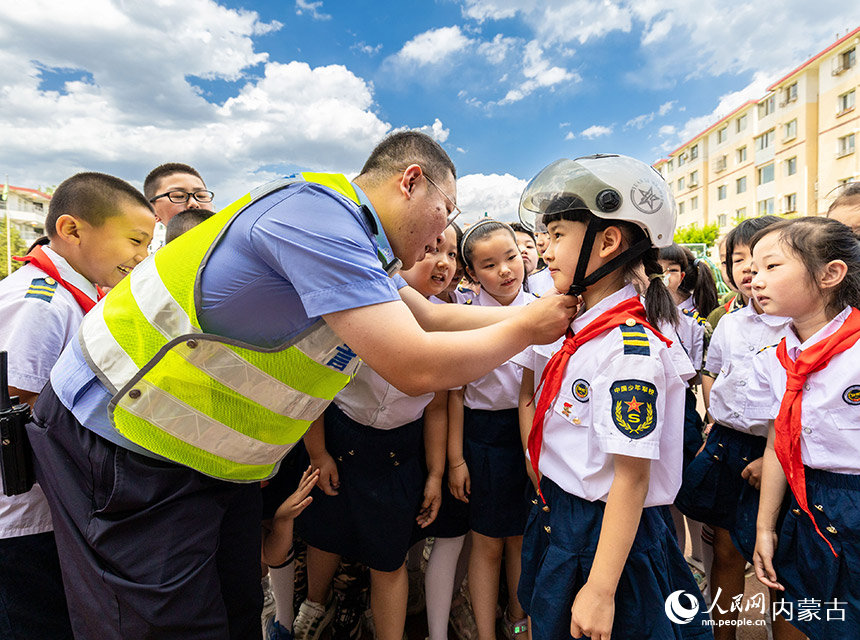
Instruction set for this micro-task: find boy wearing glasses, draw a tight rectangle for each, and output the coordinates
[143,162,215,224]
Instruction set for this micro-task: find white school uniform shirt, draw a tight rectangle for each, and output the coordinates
[656,318,697,384]
[527,267,556,296]
[451,285,477,304]
[672,302,705,372]
[706,300,791,437]
[464,288,537,411]
[512,284,687,506]
[747,306,860,474]
[0,247,98,538]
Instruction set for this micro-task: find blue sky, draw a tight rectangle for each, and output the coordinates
[1,0,859,223]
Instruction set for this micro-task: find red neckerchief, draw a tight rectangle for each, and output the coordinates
[724,295,738,312]
[13,245,104,313]
[528,296,672,501]
[773,307,860,557]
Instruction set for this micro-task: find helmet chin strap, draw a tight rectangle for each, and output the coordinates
[566,219,652,297]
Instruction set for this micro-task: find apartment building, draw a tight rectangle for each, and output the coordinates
[656,26,860,233]
[0,184,50,245]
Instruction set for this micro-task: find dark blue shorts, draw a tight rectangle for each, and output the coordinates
[674,423,765,559]
[463,407,530,538]
[519,476,713,639]
[296,404,425,572]
[773,467,860,639]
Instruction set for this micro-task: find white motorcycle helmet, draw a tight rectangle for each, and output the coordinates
[518,154,677,295]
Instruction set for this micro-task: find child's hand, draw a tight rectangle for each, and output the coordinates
[417,475,442,528]
[310,452,340,496]
[741,457,764,490]
[753,529,784,591]
[695,423,714,458]
[570,582,614,640]
[448,461,470,503]
[273,465,319,522]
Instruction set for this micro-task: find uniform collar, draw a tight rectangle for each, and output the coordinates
[41,246,99,302]
[352,183,398,272]
[475,286,528,307]
[785,306,853,360]
[739,296,791,327]
[572,283,638,332]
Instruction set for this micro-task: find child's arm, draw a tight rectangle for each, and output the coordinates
[417,390,448,528]
[753,420,788,591]
[261,465,319,566]
[447,387,470,503]
[518,367,540,492]
[570,454,650,640]
[303,415,339,495]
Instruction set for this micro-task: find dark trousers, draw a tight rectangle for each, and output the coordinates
[0,531,74,639]
[27,382,263,640]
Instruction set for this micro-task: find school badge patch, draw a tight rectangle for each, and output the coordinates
[572,379,590,403]
[610,379,658,439]
[842,385,860,405]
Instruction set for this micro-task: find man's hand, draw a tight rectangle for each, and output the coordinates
[516,293,579,345]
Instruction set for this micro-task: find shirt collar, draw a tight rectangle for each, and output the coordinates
[572,282,638,332]
[739,296,791,327]
[476,287,527,308]
[785,306,853,359]
[42,246,99,302]
[352,183,398,270]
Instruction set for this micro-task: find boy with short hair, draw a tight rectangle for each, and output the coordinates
[0,172,154,638]
[165,208,214,244]
[144,162,214,224]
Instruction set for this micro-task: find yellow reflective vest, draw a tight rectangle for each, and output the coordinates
[78,173,396,482]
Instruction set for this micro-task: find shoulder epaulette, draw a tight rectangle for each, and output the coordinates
[728,305,743,315]
[464,298,473,305]
[457,284,472,294]
[24,277,58,303]
[618,322,650,356]
[681,308,706,325]
[757,343,778,354]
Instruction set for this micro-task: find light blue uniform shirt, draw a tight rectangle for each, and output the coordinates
[50,180,404,454]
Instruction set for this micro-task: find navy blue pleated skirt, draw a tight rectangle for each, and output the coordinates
[674,423,765,560]
[463,407,530,538]
[682,388,705,470]
[773,467,860,639]
[519,477,713,640]
[296,404,425,572]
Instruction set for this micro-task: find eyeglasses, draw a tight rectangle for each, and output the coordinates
[149,189,214,205]
[423,174,462,227]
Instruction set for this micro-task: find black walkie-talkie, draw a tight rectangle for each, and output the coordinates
[0,351,35,496]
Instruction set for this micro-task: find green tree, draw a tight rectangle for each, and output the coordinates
[0,223,29,280]
[673,222,720,248]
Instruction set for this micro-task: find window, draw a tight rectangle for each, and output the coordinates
[833,47,856,75]
[678,177,685,190]
[667,159,674,172]
[737,176,747,194]
[678,154,686,167]
[715,155,727,172]
[758,163,775,185]
[758,198,774,216]
[736,207,747,220]
[690,144,699,160]
[679,201,685,215]
[736,146,747,163]
[758,96,775,118]
[783,119,797,141]
[782,82,798,104]
[838,90,855,115]
[786,156,797,176]
[717,126,728,144]
[689,170,699,187]
[784,193,797,213]
[736,114,748,133]
[691,196,699,210]
[755,129,775,151]
[717,185,727,200]
[718,214,727,227]
[838,134,856,157]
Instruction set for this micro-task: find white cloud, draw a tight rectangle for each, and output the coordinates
[456,173,529,224]
[658,100,676,116]
[581,125,613,139]
[565,131,575,141]
[498,40,578,104]
[391,26,473,67]
[658,125,676,136]
[0,0,397,205]
[392,118,450,144]
[295,0,331,20]
[477,33,518,64]
[351,41,382,56]
[625,113,654,130]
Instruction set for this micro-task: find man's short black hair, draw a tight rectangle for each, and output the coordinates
[144,163,205,201]
[45,172,152,239]
[358,131,456,186]
[165,209,214,244]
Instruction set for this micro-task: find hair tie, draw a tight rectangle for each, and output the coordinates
[649,272,664,280]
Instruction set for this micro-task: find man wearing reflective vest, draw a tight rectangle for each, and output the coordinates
[28,132,576,639]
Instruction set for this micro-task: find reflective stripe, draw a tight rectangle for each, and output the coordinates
[131,256,196,338]
[294,323,361,376]
[80,304,141,393]
[116,379,293,466]
[173,339,330,421]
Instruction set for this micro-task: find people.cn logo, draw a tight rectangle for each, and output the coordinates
[665,590,700,625]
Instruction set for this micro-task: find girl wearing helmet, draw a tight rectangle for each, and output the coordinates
[513,155,712,640]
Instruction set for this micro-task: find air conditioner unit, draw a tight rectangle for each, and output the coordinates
[689,180,699,188]
[832,62,846,76]
[779,101,787,108]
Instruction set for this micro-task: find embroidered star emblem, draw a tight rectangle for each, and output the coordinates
[625,396,644,413]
